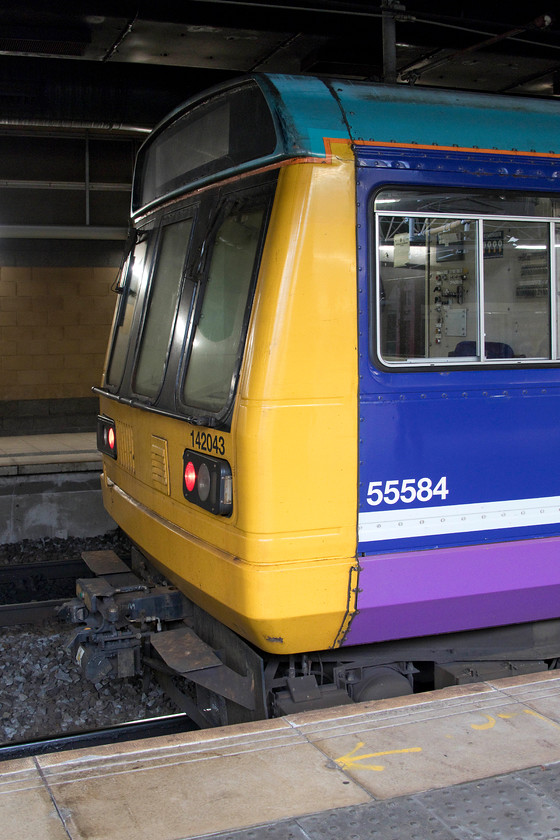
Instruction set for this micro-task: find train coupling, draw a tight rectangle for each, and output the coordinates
[60,549,191,682]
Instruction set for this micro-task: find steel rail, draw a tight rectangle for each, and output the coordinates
[0,558,91,625]
[0,713,193,761]
[0,559,89,584]
[0,598,68,627]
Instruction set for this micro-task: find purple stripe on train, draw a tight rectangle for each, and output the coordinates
[343,536,560,646]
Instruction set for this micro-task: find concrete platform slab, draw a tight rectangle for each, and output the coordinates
[32,719,368,840]
[2,672,560,840]
[0,758,70,840]
[0,433,100,472]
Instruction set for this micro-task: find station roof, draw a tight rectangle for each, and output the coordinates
[0,3,559,132]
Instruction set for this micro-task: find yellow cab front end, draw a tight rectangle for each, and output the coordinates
[100,142,358,655]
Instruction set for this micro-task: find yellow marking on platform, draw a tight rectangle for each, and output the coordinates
[470,714,496,730]
[335,742,422,772]
[523,709,560,728]
[471,710,560,730]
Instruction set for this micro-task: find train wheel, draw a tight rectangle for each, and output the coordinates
[352,666,413,702]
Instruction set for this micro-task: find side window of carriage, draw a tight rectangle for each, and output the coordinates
[374,188,560,366]
[132,210,197,400]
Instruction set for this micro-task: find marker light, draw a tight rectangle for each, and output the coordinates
[197,462,211,502]
[182,448,232,515]
[96,415,117,459]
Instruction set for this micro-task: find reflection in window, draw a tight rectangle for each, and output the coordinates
[375,188,559,219]
[134,218,194,398]
[556,225,560,351]
[484,220,550,360]
[106,239,148,387]
[182,206,265,413]
[375,189,559,365]
[379,216,477,360]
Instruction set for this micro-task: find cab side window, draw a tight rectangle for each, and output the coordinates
[106,238,149,388]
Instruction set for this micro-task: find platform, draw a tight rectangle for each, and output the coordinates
[0,433,115,543]
[0,432,100,476]
[3,670,560,839]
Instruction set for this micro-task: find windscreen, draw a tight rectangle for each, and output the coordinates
[182,204,266,414]
[133,217,194,398]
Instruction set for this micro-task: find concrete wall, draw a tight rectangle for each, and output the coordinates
[0,469,116,543]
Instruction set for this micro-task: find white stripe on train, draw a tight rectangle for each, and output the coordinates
[358,495,560,541]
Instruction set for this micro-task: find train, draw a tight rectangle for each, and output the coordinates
[65,73,560,726]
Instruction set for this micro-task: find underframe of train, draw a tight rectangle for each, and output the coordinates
[60,548,560,728]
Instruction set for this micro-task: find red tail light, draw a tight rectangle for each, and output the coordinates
[182,449,232,516]
[97,415,117,459]
[184,460,197,492]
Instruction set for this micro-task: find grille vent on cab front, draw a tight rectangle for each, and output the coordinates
[118,422,135,474]
[151,436,170,494]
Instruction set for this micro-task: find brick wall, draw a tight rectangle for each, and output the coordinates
[0,266,117,402]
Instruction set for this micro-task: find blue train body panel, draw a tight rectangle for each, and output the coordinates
[355,144,560,557]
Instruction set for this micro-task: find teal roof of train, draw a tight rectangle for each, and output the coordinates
[258,74,560,158]
[134,75,560,214]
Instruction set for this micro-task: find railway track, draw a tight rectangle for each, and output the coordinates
[0,598,68,626]
[0,550,195,752]
[0,712,190,761]
[0,558,89,626]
